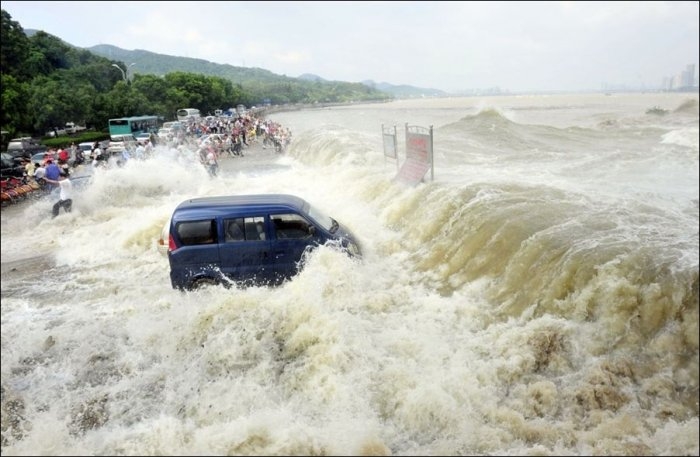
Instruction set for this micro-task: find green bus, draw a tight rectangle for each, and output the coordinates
[108,115,160,137]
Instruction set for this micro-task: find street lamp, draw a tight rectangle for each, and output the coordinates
[111,63,126,81]
[126,62,136,82]
[111,62,137,82]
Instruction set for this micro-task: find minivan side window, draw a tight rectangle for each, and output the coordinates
[225,218,245,241]
[271,213,313,239]
[225,217,265,242]
[177,220,217,245]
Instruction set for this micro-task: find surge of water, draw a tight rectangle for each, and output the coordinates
[2,93,698,455]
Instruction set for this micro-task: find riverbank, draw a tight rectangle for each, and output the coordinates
[257,98,392,116]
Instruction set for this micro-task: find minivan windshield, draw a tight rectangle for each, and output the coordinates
[307,204,336,233]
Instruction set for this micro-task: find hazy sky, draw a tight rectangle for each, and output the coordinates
[3,1,698,93]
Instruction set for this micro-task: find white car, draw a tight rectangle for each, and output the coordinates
[78,142,94,155]
[157,128,173,139]
[135,133,152,145]
[107,135,137,155]
[162,121,182,132]
[198,133,226,147]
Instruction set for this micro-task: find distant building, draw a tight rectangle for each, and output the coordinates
[661,63,697,92]
[681,64,695,88]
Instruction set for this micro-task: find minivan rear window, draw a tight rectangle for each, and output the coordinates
[177,220,217,245]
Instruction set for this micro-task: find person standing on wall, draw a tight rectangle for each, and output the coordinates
[44,170,73,218]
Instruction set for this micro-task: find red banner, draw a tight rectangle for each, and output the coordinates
[396,125,432,185]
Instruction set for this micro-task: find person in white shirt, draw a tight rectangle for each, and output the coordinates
[44,171,73,217]
[134,143,145,160]
[33,164,47,189]
[206,149,218,177]
[92,145,102,161]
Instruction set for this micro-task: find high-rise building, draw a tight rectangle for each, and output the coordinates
[661,64,697,91]
[681,64,695,88]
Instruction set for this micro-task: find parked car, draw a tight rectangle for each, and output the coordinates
[45,122,87,138]
[165,194,362,290]
[31,152,50,166]
[6,137,46,159]
[1,152,25,178]
[78,142,95,155]
[64,122,86,134]
[45,127,67,138]
[107,135,137,155]
[157,128,173,139]
[162,121,182,131]
[78,142,93,151]
[135,133,152,145]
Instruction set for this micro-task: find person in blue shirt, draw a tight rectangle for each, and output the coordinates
[44,159,61,188]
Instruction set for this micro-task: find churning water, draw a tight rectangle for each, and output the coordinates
[1,93,698,455]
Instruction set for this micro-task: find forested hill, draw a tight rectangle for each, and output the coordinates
[87,44,292,85]
[84,43,392,105]
[87,44,447,99]
[1,7,439,141]
[3,5,395,141]
[18,28,394,107]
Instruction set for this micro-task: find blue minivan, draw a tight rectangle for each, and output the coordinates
[166,194,361,290]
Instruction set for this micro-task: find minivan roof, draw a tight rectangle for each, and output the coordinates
[173,194,309,219]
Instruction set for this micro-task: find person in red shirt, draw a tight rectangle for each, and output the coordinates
[58,147,69,165]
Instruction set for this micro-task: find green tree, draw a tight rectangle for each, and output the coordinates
[0,10,29,81]
[1,8,392,140]
[28,31,74,71]
[0,74,30,134]
[131,74,171,118]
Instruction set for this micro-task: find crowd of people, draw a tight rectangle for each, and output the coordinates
[156,112,292,176]
[163,113,292,159]
[24,154,72,217]
[13,111,293,216]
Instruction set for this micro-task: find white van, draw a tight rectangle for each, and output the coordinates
[176,108,200,123]
[162,121,182,131]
